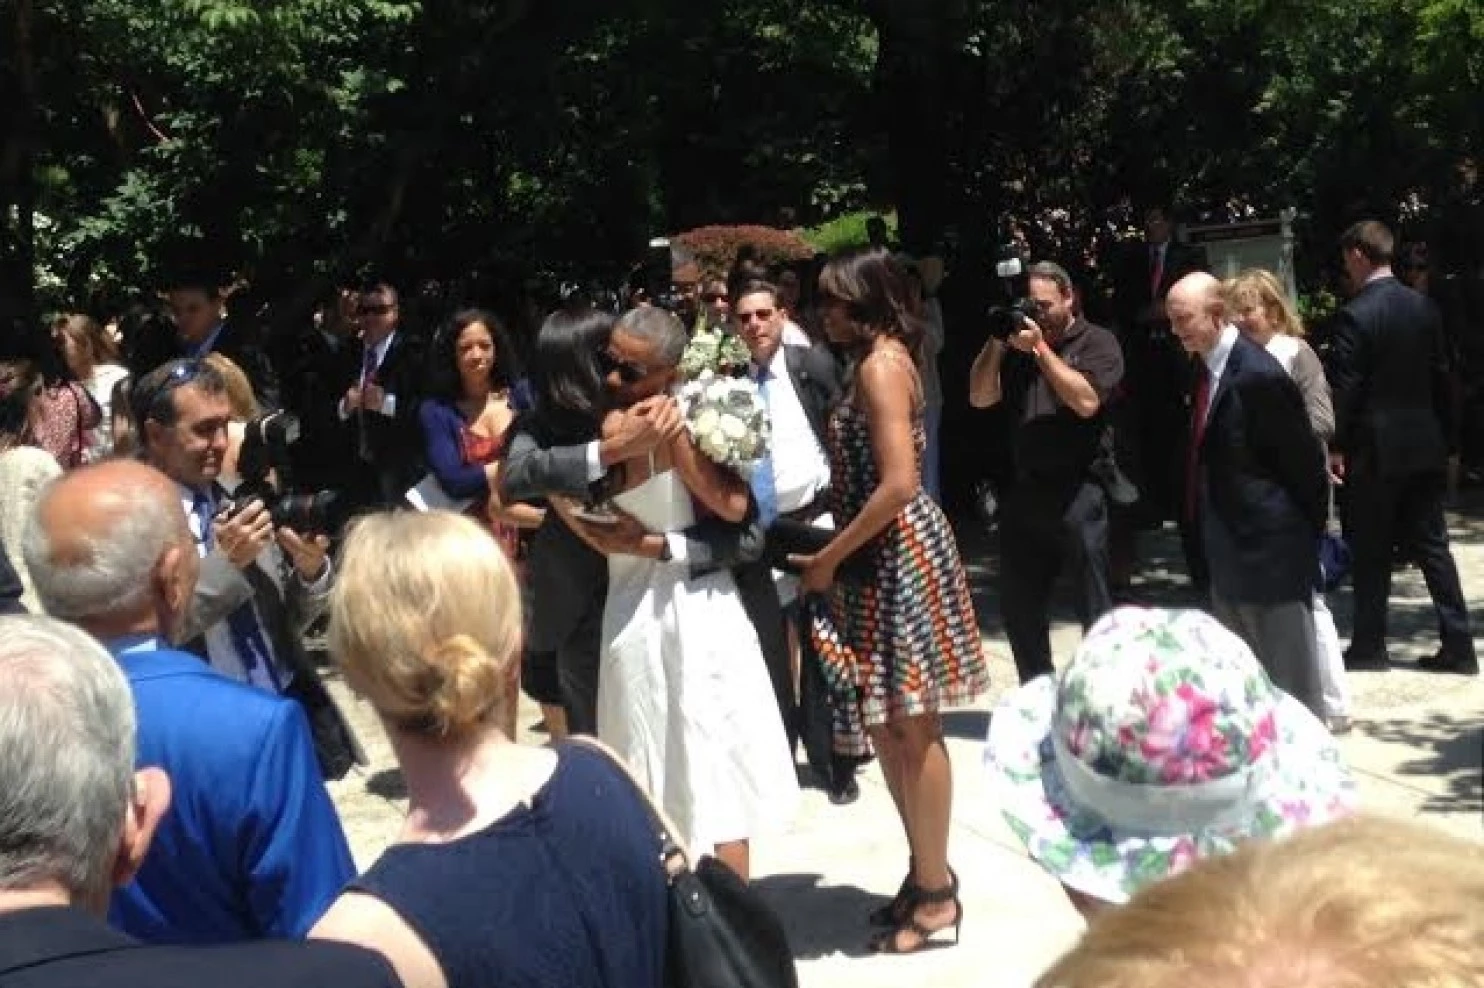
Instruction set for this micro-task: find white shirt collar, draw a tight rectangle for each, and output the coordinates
[366,330,397,367]
[1366,266,1395,285]
[763,343,788,377]
[1203,324,1240,379]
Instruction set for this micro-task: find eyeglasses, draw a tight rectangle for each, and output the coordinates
[736,308,776,324]
[703,293,727,304]
[598,350,650,384]
[357,303,394,316]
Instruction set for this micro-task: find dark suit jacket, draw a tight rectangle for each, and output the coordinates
[279,329,358,492]
[0,906,398,988]
[1197,334,1327,605]
[782,342,842,449]
[344,330,427,496]
[125,320,281,411]
[1327,275,1451,478]
[1114,240,1208,330]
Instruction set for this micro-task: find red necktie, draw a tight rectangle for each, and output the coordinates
[1150,246,1165,297]
[1184,363,1211,521]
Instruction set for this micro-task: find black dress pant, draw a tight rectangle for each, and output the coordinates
[1001,481,1115,683]
[1343,466,1475,658]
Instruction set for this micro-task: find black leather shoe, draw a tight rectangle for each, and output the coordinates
[1417,648,1480,675]
[828,774,860,806]
[1343,647,1391,672]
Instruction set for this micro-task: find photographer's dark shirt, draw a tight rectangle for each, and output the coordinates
[1002,317,1124,486]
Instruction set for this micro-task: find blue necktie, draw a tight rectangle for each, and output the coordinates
[192,492,283,692]
[751,366,778,527]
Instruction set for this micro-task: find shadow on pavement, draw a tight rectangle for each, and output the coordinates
[754,872,890,960]
[1360,712,1484,813]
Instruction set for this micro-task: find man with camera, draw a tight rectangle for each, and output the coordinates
[969,261,1125,683]
[131,358,360,778]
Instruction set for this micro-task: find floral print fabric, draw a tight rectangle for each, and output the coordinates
[986,607,1355,904]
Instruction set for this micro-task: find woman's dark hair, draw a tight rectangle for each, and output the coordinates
[0,360,42,444]
[427,308,523,403]
[817,248,925,355]
[527,308,613,445]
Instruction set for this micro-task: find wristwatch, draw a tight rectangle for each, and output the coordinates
[656,537,673,562]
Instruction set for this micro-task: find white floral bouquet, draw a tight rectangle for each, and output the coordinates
[677,325,752,379]
[679,371,771,471]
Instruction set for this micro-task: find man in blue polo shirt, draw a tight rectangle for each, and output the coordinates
[24,459,354,944]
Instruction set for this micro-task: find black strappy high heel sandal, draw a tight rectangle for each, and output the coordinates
[867,878,963,955]
[867,869,917,928]
[867,863,957,928]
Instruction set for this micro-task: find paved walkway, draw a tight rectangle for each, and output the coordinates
[326,499,1484,988]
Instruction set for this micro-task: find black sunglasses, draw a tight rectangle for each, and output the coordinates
[598,350,649,384]
[357,303,394,316]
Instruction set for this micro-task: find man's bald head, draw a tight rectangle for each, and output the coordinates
[24,460,198,640]
[1166,272,1227,356]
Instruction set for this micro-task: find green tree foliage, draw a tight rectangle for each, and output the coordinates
[2,0,1479,324]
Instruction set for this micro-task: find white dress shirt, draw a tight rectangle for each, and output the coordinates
[338,330,399,419]
[1200,324,1241,427]
[760,344,832,515]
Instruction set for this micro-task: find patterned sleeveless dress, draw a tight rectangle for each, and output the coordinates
[810,389,989,756]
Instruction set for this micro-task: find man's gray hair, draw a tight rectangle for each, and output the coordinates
[1026,261,1075,297]
[24,478,184,623]
[615,306,688,368]
[0,615,136,901]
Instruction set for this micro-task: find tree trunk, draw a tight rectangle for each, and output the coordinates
[1,0,38,331]
[863,0,968,253]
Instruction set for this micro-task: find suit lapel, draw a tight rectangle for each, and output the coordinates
[1204,337,1249,444]
[783,345,828,447]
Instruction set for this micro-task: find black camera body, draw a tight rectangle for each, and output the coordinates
[984,244,1048,340]
[229,412,344,535]
[986,296,1047,340]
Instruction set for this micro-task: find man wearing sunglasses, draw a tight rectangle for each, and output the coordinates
[337,283,426,510]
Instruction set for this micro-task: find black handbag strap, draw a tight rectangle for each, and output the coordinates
[567,736,691,882]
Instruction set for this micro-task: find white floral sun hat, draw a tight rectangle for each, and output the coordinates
[984,607,1356,905]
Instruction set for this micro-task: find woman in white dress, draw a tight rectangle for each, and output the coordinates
[552,306,797,881]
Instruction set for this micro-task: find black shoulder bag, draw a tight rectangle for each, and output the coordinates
[573,738,799,988]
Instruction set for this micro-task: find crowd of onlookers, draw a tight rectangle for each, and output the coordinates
[0,226,1480,986]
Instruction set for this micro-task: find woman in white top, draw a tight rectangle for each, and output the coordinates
[52,314,129,463]
[1225,269,1352,733]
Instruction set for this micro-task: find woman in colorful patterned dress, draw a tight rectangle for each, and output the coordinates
[792,249,989,954]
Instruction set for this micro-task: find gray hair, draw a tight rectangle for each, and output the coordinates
[615,306,688,368]
[24,478,184,623]
[1026,261,1075,297]
[0,615,136,901]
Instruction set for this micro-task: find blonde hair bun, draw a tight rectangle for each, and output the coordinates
[328,511,522,739]
[422,634,505,736]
